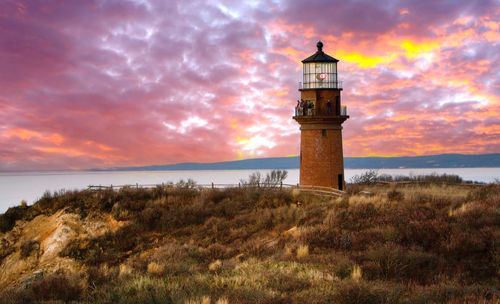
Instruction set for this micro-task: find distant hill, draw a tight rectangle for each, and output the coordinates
[92,153,500,171]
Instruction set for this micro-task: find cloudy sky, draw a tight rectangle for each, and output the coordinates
[1,0,499,171]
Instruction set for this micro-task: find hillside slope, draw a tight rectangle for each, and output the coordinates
[0,183,499,303]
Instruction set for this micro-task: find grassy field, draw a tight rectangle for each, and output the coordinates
[0,175,499,303]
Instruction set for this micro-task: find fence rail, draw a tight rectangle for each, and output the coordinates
[87,182,345,197]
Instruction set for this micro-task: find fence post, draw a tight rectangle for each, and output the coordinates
[110,184,113,190]
[238,182,241,188]
[136,183,139,189]
[257,181,260,188]
[280,181,282,189]
[211,182,214,189]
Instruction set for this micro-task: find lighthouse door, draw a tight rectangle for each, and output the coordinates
[338,174,343,190]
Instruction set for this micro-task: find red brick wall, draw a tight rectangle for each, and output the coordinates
[299,128,345,189]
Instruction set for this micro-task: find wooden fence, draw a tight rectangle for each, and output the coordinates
[87,182,345,197]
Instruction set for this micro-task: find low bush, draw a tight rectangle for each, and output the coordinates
[333,280,399,304]
[30,274,82,302]
[19,240,40,258]
[386,189,404,201]
[267,271,311,293]
[331,254,354,279]
[467,184,500,202]
[300,225,352,250]
[0,204,30,233]
[360,244,440,284]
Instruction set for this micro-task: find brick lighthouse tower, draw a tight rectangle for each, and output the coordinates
[293,41,349,190]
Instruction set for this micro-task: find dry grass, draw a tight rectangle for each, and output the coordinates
[118,263,132,278]
[215,297,229,304]
[296,244,309,259]
[147,262,164,276]
[208,260,222,273]
[351,264,362,281]
[1,180,499,304]
[185,296,211,304]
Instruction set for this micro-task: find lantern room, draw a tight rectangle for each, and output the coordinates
[300,41,342,90]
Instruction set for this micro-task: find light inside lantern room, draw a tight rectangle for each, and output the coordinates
[302,62,338,89]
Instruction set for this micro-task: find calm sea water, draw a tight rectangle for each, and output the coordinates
[0,168,498,213]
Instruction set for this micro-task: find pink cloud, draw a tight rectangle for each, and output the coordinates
[0,0,499,171]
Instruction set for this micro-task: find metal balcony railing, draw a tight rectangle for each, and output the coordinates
[341,105,347,116]
[299,81,343,90]
[294,105,347,117]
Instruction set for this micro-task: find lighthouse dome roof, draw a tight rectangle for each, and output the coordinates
[302,41,339,63]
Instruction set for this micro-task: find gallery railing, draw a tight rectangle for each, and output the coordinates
[294,105,347,117]
[299,81,343,90]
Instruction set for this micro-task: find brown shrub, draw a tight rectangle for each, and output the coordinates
[0,204,31,233]
[345,184,362,195]
[333,280,398,304]
[19,240,39,259]
[31,274,82,302]
[360,244,440,284]
[206,243,231,261]
[70,223,142,266]
[387,189,404,202]
[328,253,354,280]
[299,226,352,250]
[139,205,163,229]
[467,184,500,203]
[87,266,117,288]
[267,271,311,293]
[330,203,378,231]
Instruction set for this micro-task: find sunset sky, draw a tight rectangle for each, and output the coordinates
[1,0,499,171]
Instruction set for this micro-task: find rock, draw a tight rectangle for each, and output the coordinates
[23,270,44,289]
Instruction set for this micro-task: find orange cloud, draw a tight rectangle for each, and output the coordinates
[7,129,38,140]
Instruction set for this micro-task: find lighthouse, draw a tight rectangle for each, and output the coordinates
[293,41,349,190]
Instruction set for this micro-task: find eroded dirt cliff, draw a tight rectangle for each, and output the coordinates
[0,208,124,289]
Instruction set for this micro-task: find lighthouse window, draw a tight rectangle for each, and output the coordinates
[322,129,327,137]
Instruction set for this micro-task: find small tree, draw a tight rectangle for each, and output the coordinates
[176,178,197,188]
[350,170,379,184]
[240,170,288,187]
[240,172,262,186]
[263,169,288,187]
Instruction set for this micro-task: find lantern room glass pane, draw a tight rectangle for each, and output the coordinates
[302,62,339,89]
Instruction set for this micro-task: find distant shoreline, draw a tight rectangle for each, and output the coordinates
[0,153,498,173]
[91,153,499,172]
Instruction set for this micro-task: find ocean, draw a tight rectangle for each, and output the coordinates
[0,168,498,213]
